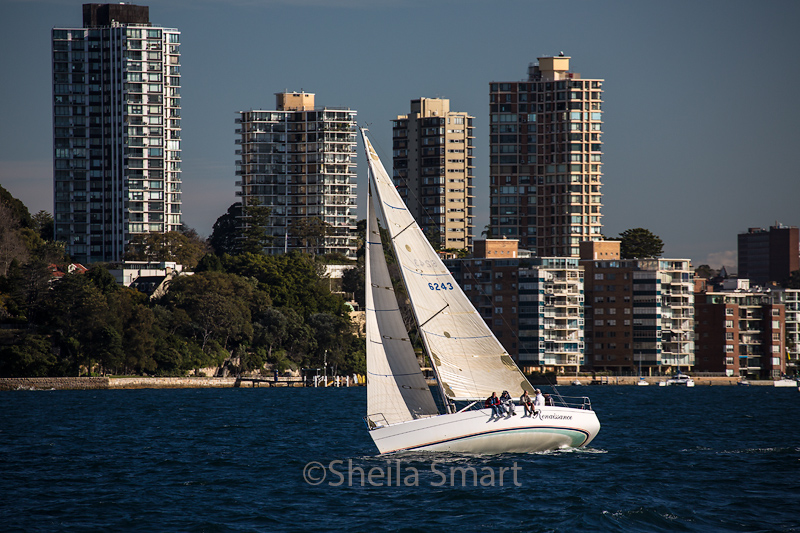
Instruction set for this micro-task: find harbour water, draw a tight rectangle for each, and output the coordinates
[1,385,798,532]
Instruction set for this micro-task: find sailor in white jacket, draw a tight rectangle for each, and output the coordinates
[533,389,545,415]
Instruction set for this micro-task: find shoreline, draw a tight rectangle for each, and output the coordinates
[553,376,781,387]
[0,375,791,391]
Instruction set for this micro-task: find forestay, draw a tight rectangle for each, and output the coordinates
[362,130,534,402]
[366,187,440,425]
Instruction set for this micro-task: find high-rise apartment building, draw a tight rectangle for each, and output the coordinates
[235,92,358,258]
[738,224,799,286]
[392,98,475,251]
[52,4,182,264]
[489,55,604,257]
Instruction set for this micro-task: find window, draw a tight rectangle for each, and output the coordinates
[725,320,733,328]
[725,345,734,353]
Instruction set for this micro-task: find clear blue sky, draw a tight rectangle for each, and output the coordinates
[2,0,799,269]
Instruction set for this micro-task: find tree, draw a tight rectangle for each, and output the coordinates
[786,270,800,290]
[341,260,365,308]
[423,225,442,251]
[0,202,30,276]
[124,231,208,269]
[619,228,664,259]
[195,253,224,272]
[0,333,56,377]
[31,211,54,241]
[290,217,330,256]
[695,264,716,279]
[162,271,263,353]
[0,185,32,228]
[239,200,273,255]
[209,202,242,256]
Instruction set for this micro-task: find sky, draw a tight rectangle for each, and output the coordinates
[1,0,799,270]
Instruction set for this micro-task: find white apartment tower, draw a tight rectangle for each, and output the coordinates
[235,92,358,258]
[52,4,182,264]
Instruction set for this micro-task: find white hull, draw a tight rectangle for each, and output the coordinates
[368,406,600,455]
[660,377,694,387]
[773,379,798,388]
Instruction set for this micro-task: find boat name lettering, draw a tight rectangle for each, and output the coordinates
[541,413,573,421]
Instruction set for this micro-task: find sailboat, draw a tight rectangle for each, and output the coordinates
[361,129,600,454]
[636,356,649,386]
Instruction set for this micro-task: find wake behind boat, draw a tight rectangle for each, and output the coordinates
[360,129,600,454]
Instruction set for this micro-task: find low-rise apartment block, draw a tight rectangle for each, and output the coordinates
[695,279,786,379]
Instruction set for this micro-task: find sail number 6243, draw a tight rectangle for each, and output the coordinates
[428,282,454,291]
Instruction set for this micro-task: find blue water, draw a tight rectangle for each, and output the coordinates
[1,386,798,532]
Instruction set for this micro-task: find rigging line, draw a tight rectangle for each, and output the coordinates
[418,303,449,330]
[393,220,416,240]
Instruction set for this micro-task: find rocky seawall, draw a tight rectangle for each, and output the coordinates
[0,377,238,391]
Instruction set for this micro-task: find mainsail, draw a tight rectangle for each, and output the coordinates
[366,185,439,425]
[362,129,534,402]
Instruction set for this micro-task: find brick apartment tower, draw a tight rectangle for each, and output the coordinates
[695,285,786,379]
[580,241,694,375]
[489,55,604,257]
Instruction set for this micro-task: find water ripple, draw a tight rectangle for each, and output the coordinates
[1,386,799,532]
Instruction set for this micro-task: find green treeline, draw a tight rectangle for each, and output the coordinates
[0,190,365,378]
[0,253,365,378]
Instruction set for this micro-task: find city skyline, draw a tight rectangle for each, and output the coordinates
[2,0,799,268]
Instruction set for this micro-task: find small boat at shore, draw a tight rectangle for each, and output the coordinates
[773,378,798,388]
[636,377,650,386]
[659,373,695,387]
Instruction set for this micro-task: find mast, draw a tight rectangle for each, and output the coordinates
[362,128,452,413]
[362,127,532,403]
